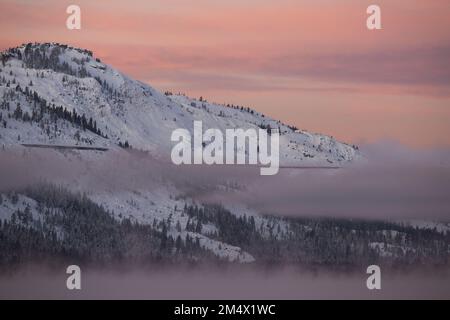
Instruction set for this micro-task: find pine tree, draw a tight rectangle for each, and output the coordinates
[175,235,182,252]
[195,220,202,233]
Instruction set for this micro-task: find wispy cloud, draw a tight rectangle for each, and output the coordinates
[2,143,450,221]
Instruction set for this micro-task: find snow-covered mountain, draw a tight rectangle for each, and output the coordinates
[1,43,447,267]
[0,42,359,165]
[0,42,360,263]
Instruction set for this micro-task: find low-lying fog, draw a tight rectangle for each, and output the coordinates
[1,265,449,299]
[1,141,450,221]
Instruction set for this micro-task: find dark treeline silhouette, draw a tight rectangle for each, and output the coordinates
[0,185,448,269]
[183,204,449,268]
[0,185,216,268]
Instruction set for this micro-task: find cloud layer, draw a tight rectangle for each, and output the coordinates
[1,142,450,221]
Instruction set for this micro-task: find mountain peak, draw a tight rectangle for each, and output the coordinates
[1,42,108,80]
[3,42,94,59]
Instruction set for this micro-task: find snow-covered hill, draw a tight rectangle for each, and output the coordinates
[0,42,359,166]
[6,43,445,266]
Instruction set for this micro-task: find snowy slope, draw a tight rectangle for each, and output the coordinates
[0,42,360,166]
[0,42,364,262]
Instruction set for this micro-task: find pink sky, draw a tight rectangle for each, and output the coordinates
[1,0,449,147]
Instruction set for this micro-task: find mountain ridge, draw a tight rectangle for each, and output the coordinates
[0,42,360,166]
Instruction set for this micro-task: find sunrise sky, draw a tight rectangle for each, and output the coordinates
[1,0,449,147]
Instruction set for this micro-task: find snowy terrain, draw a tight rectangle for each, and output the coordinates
[0,43,448,264]
[0,43,359,166]
[0,43,362,261]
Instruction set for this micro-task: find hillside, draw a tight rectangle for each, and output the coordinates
[0,42,359,165]
[0,43,448,267]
